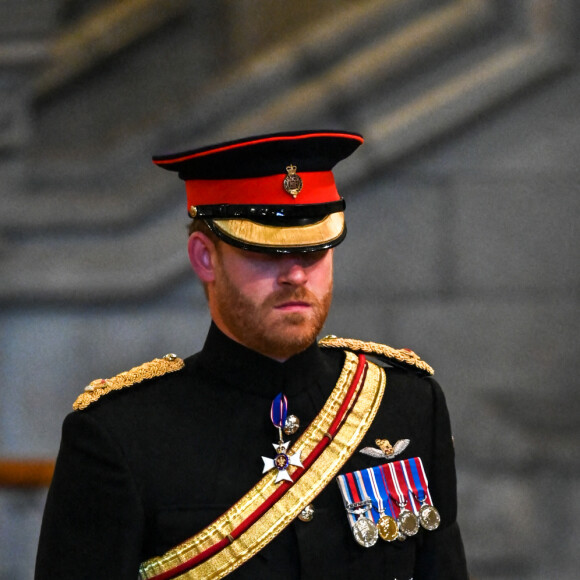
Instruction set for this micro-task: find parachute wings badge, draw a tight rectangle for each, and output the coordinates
[359,438,410,461]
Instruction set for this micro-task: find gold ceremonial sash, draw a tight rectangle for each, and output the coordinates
[139,351,386,580]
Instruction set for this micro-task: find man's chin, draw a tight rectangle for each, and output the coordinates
[258,319,322,360]
[276,311,310,325]
[271,313,320,340]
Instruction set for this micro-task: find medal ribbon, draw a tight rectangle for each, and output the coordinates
[382,462,410,516]
[356,468,380,522]
[368,466,396,519]
[338,466,397,525]
[393,460,420,514]
[337,471,374,528]
[345,472,362,504]
[270,393,288,430]
[401,457,433,506]
[336,474,358,528]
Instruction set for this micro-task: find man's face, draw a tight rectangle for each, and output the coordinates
[209,243,334,361]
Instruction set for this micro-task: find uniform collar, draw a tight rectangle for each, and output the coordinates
[197,322,335,399]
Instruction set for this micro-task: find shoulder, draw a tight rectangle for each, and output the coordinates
[72,353,187,411]
[318,335,434,377]
[318,335,441,418]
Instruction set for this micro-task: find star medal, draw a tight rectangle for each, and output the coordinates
[261,393,303,484]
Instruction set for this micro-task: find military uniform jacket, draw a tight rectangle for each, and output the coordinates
[36,324,468,579]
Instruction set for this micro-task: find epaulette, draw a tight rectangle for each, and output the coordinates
[73,354,185,411]
[318,335,434,377]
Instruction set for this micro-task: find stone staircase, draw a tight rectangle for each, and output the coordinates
[1,0,575,303]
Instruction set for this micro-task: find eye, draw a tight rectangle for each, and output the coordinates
[299,250,328,266]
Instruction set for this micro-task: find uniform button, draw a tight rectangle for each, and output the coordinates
[284,414,300,435]
[298,504,315,522]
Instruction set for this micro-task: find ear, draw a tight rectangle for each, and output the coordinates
[187,232,217,283]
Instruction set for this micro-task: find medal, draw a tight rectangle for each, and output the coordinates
[346,473,379,547]
[400,457,441,532]
[352,516,379,547]
[376,514,398,542]
[337,473,378,548]
[261,393,303,484]
[346,497,378,548]
[397,503,420,536]
[368,465,398,542]
[419,503,441,531]
[383,462,420,537]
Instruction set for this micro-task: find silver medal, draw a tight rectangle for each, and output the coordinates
[419,503,441,531]
[398,507,419,537]
[352,516,379,548]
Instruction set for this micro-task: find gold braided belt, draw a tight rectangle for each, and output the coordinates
[139,351,386,580]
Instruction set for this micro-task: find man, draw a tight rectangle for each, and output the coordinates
[36,131,468,579]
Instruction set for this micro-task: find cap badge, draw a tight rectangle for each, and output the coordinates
[283,164,303,198]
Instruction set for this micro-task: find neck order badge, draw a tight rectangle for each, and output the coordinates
[261,393,304,484]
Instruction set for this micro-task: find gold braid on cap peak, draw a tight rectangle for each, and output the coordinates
[318,336,434,376]
[73,354,184,411]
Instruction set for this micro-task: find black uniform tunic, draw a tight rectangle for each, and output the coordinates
[36,323,468,579]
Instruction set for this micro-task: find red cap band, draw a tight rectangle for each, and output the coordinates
[185,171,339,209]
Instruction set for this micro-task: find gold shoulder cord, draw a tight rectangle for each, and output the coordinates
[318,336,434,376]
[73,354,185,411]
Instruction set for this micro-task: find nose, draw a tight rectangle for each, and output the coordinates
[277,257,308,287]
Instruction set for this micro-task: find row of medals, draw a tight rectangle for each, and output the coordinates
[349,498,440,547]
[279,411,439,547]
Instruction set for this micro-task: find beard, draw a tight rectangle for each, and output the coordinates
[212,263,332,361]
